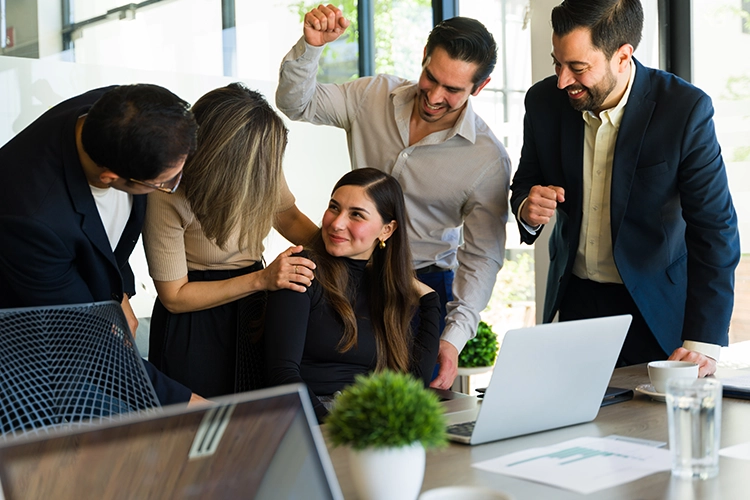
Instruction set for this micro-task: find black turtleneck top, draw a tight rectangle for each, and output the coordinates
[264,257,441,420]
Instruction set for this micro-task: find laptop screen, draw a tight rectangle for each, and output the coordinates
[0,384,342,500]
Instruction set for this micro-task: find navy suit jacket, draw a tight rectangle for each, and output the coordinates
[0,87,143,307]
[510,59,740,354]
[0,88,191,405]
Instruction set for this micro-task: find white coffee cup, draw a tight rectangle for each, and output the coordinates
[648,360,699,393]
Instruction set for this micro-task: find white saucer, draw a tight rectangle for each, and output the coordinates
[419,486,513,500]
[635,383,666,402]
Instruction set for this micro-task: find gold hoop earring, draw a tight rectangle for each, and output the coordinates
[379,239,386,249]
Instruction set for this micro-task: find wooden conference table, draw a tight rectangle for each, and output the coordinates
[324,364,750,500]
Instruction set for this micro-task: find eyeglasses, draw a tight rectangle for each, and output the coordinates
[128,170,183,194]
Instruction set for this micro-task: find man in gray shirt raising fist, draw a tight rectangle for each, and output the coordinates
[276,5,511,389]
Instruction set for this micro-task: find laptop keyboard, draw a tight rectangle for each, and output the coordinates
[447,421,476,437]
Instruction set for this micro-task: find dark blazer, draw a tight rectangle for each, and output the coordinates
[0,87,144,308]
[510,58,740,354]
[0,88,191,406]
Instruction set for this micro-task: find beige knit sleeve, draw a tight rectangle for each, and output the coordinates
[142,190,191,282]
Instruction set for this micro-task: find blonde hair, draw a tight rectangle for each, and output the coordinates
[183,83,286,250]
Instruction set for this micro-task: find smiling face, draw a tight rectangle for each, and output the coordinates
[552,27,632,114]
[414,46,489,127]
[321,185,396,261]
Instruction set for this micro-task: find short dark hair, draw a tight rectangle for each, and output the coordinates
[424,17,497,92]
[81,84,197,181]
[551,0,643,59]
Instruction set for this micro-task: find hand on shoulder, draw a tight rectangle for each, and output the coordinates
[262,245,316,293]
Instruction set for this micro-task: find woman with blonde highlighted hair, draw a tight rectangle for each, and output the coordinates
[143,83,317,398]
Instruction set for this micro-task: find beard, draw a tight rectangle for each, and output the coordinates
[415,90,462,123]
[566,68,618,112]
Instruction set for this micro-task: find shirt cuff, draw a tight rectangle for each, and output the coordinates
[682,340,721,362]
[518,198,542,234]
[299,37,325,61]
[441,324,470,354]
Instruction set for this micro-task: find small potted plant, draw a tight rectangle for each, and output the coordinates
[326,370,447,500]
[458,321,499,374]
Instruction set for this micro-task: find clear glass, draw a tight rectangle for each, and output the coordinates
[666,378,722,480]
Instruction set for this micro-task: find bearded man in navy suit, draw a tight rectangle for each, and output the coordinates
[510,0,740,377]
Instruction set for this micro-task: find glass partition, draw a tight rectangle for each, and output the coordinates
[692,0,750,344]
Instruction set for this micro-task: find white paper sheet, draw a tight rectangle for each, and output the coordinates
[721,373,750,390]
[720,442,750,460]
[472,436,671,494]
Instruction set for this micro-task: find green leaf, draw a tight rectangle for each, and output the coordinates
[326,371,447,450]
[458,321,499,368]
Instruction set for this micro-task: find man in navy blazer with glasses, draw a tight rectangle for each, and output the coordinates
[511,0,740,378]
[0,84,202,405]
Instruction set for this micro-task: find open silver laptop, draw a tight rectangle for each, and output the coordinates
[446,315,632,445]
[0,384,343,500]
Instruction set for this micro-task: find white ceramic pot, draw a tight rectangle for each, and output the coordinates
[349,442,426,500]
[456,366,494,376]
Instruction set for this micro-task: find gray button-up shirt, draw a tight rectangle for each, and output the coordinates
[276,37,511,351]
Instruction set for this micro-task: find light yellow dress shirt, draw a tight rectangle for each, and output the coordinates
[571,62,719,361]
[571,63,636,283]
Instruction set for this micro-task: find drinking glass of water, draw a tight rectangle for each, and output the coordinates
[665,377,722,480]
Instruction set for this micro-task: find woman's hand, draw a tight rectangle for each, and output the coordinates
[261,245,316,293]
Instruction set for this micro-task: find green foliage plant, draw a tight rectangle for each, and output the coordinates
[458,321,499,368]
[326,371,447,450]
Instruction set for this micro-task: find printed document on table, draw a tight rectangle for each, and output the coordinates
[721,373,750,390]
[472,436,671,494]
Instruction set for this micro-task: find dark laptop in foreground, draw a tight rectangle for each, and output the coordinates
[0,384,343,500]
[446,315,632,445]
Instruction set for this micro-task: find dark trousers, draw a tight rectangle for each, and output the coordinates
[148,262,265,398]
[559,275,668,367]
[415,267,454,336]
[416,267,454,379]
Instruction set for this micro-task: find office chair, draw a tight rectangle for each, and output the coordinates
[0,301,161,439]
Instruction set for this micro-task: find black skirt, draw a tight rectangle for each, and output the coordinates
[148,262,267,398]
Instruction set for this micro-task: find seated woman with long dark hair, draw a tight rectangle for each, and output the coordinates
[264,168,441,421]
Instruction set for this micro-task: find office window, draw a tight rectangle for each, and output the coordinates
[287,0,432,84]
[692,0,750,344]
[458,0,534,332]
[373,0,432,78]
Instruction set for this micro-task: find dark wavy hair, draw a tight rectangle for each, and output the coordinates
[424,16,497,92]
[81,84,197,181]
[306,168,419,373]
[551,0,643,59]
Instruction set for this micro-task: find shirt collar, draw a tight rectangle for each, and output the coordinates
[391,83,477,144]
[582,60,636,127]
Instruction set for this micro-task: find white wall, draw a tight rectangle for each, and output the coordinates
[0,54,351,318]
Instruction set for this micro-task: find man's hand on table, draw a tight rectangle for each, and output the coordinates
[668,347,717,377]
